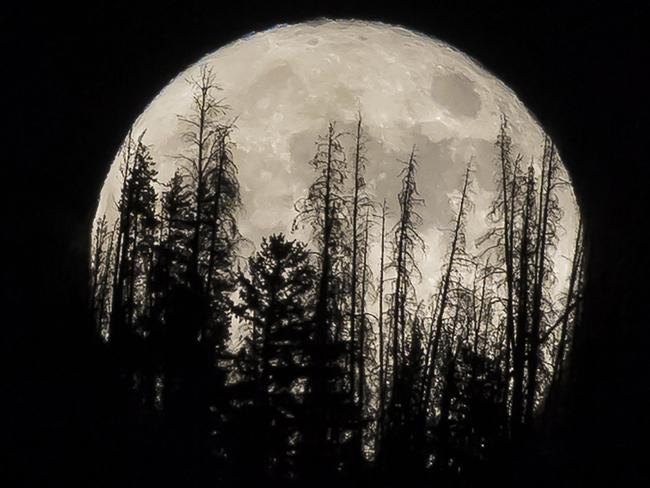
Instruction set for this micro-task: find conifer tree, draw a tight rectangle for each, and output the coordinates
[421,163,473,418]
[293,122,355,484]
[109,133,158,347]
[347,114,375,460]
[380,147,424,476]
[232,233,317,483]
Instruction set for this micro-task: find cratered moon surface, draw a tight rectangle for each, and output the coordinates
[94,19,579,306]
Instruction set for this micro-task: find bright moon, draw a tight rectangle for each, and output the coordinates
[95,19,579,299]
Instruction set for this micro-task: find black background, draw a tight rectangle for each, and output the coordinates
[3,1,648,486]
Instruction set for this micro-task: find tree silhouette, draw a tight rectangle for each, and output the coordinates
[380,146,425,480]
[228,233,317,483]
[293,122,356,485]
[109,132,158,348]
[88,110,584,487]
[346,114,376,461]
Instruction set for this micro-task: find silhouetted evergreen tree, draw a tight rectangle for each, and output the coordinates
[380,146,425,480]
[293,122,356,485]
[176,64,241,347]
[477,117,523,437]
[547,216,583,410]
[375,199,389,449]
[421,163,473,420]
[87,112,585,487]
[159,64,242,484]
[346,114,376,463]
[109,133,158,348]
[229,233,317,484]
[524,138,564,427]
[90,215,115,337]
[104,134,159,422]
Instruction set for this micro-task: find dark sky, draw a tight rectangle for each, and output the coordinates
[3,1,648,486]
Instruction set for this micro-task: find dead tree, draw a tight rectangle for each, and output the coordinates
[376,199,388,445]
[421,163,473,417]
[511,163,536,436]
[176,64,230,289]
[293,122,352,482]
[380,146,424,474]
[525,138,563,426]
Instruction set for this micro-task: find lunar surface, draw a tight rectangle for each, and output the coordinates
[94,19,579,300]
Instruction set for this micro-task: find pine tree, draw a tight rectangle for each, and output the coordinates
[293,122,355,484]
[478,117,528,437]
[510,163,537,437]
[231,233,317,483]
[421,163,473,419]
[347,113,375,461]
[525,138,564,426]
[90,215,108,312]
[153,65,242,484]
[380,146,425,477]
[480,116,522,423]
[375,199,389,448]
[175,64,241,348]
[109,133,158,348]
[545,216,583,420]
[203,122,242,348]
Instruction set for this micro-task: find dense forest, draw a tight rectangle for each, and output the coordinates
[90,65,584,487]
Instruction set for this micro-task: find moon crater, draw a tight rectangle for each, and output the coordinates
[95,19,579,298]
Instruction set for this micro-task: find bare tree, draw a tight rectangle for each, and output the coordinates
[376,199,389,446]
[511,163,536,436]
[421,163,473,418]
[379,146,425,475]
[525,139,565,425]
[293,122,352,482]
[176,65,230,288]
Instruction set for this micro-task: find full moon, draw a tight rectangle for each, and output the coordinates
[90,20,583,483]
[94,18,579,313]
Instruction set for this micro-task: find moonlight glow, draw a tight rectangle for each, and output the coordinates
[90,20,584,483]
[95,19,579,304]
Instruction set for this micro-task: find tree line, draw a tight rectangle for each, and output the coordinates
[90,65,585,487]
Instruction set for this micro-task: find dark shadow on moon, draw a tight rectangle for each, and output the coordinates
[430,72,482,118]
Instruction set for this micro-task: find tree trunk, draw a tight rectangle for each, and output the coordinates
[525,142,556,426]
[376,200,387,445]
[422,165,471,416]
[349,116,362,402]
[511,167,534,438]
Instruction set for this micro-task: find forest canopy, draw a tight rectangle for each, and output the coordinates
[90,65,584,487]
